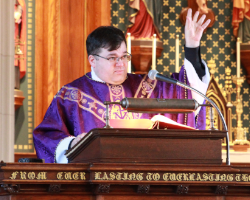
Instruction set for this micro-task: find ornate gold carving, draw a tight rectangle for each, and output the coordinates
[207,59,217,75]
[136,173,144,181]
[15,36,25,61]
[72,172,79,180]
[36,172,47,180]
[20,171,27,179]
[9,171,47,180]
[225,67,233,107]
[146,173,160,181]
[232,76,250,145]
[56,172,85,180]
[7,170,250,183]
[80,172,86,180]
[7,171,87,181]
[206,61,233,143]
[57,172,63,180]
[95,172,144,181]
[93,172,250,183]
[27,172,35,179]
[9,171,19,180]
[64,172,72,180]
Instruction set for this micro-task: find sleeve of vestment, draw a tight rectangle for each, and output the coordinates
[33,93,75,163]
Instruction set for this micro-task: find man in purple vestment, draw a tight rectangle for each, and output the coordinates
[33,9,211,163]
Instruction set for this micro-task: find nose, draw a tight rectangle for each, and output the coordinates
[115,58,124,67]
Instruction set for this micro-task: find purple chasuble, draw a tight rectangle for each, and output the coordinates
[33,67,206,163]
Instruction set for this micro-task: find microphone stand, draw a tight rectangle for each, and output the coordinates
[176,81,230,165]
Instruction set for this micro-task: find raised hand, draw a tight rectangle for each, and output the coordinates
[185,8,211,48]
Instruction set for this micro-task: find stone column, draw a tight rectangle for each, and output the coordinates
[0,0,15,162]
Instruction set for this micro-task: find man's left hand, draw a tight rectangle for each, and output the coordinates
[185,8,211,48]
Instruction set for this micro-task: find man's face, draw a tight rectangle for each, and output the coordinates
[89,41,128,85]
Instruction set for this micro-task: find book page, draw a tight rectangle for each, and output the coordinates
[151,115,196,130]
[109,119,154,129]
[109,116,195,130]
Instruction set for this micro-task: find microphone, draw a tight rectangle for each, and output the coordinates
[148,69,230,165]
[148,69,178,85]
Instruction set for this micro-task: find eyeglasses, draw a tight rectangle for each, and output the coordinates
[92,53,132,63]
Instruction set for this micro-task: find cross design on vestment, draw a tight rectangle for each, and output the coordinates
[88,101,97,110]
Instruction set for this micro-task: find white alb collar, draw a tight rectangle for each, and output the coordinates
[91,67,105,83]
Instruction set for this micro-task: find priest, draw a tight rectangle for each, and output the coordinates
[33,9,211,163]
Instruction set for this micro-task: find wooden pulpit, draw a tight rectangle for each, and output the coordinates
[66,128,226,165]
[3,129,250,199]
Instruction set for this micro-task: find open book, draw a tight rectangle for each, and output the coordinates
[109,115,196,130]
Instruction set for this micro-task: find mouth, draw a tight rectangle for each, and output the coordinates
[114,69,125,74]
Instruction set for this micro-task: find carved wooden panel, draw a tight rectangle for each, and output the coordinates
[97,184,110,194]
[137,185,150,194]
[2,163,250,198]
[176,185,189,195]
[59,0,86,87]
[215,185,228,195]
[48,184,61,193]
[35,0,111,126]
[1,184,20,194]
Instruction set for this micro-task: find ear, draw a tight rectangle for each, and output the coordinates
[88,55,96,68]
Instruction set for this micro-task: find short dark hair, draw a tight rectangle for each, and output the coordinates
[86,26,126,56]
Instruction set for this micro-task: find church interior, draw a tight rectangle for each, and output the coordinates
[1,0,250,198]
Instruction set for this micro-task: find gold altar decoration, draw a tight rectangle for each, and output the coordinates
[232,76,250,148]
[206,57,249,151]
[14,35,25,108]
[224,66,234,144]
[206,59,233,144]
[225,67,234,108]
[15,35,25,61]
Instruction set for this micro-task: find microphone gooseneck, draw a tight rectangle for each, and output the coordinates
[148,70,230,166]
